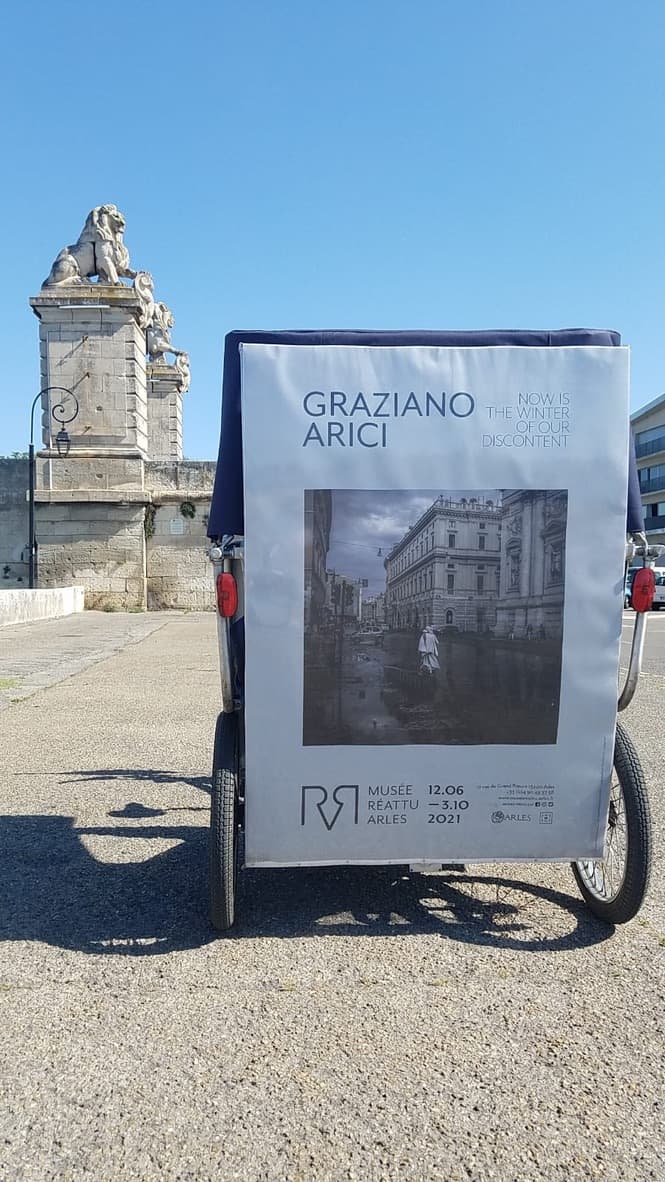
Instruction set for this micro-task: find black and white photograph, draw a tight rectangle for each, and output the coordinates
[303,489,568,745]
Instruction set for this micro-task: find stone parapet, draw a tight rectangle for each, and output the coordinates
[147,460,217,491]
[36,452,146,494]
[35,489,150,504]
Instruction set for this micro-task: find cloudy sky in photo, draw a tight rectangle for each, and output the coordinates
[326,489,501,596]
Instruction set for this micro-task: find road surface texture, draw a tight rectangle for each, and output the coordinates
[0,610,663,1181]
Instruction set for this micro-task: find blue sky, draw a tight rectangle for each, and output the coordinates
[2,0,664,457]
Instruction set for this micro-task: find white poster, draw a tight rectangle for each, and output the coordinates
[240,344,629,866]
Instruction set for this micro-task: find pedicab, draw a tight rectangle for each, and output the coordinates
[206,329,659,930]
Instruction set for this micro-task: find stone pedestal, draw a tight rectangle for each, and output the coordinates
[147,363,184,461]
[30,286,148,458]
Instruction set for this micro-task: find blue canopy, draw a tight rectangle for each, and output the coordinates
[207,328,642,538]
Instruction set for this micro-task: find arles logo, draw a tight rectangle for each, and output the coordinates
[301,785,359,830]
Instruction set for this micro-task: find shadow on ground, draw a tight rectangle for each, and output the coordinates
[1,775,615,957]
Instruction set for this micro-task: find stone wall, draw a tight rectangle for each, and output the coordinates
[145,461,216,609]
[0,457,29,588]
[0,457,216,608]
[35,500,147,610]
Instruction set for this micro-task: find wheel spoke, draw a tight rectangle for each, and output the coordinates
[576,775,627,903]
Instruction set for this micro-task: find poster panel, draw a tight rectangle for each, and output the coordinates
[240,344,629,866]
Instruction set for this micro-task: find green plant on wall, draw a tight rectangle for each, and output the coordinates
[144,503,156,538]
[180,500,196,519]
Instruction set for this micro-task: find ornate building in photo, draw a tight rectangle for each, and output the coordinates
[362,592,386,626]
[494,490,567,638]
[304,490,332,627]
[384,495,502,631]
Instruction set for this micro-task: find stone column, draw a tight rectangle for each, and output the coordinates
[147,362,184,461]
[29,285,150,609]
[29,285,148,463]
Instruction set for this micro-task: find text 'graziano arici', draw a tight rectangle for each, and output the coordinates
[301,389,475,448]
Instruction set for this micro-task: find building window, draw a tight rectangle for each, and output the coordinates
[446,609,454,624]
[478,535,485,550]
[550,544,563,580]
[448,533,456,548]
[477,575,485,593]
[479,521,486,530]
[447,574,455,593]
[636,425,665,446]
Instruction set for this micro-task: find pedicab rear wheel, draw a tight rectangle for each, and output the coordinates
[209,711,240,930]
[572,721,652,924]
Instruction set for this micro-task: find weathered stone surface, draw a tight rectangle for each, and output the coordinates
[30,296,149,457]
[0,458,29,588]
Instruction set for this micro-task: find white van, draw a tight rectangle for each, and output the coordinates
[653,572,665,610]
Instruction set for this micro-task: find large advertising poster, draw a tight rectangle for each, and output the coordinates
[240,344,629,866]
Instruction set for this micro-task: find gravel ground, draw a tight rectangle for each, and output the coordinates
[0,611,663,1181]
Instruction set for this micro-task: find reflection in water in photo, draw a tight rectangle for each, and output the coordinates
[303,630,561,746]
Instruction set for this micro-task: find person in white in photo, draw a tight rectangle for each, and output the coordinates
[418,624,440,675]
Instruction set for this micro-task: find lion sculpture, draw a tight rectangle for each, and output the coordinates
[147,302,186,364]
[43,204,137,287]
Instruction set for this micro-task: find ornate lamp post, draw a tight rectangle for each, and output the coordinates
[28,386,79,589]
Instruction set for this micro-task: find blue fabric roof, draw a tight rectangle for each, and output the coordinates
[207,328,641,537]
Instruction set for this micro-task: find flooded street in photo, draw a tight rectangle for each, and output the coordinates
[303,630,562,746]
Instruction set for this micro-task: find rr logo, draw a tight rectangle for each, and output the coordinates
[301,785,359,830]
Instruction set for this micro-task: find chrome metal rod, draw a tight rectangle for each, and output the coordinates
[618,609,648,711]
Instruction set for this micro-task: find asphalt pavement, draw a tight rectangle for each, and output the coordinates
[0,610,663,1180]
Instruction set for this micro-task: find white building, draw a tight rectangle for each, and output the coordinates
[362,592,386,626]
[384,495,501,631]
[494,490,566,639]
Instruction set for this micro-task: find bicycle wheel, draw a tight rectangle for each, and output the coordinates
[209,711,240,930]
[572,721,652,924]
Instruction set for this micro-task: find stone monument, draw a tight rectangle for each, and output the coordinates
[26,205,213,609]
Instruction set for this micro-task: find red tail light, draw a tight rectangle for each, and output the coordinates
[216,572,238,617]
[631,567,655,613]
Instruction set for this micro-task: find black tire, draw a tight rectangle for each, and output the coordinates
[209,711,240,931]
[572,721,652,924]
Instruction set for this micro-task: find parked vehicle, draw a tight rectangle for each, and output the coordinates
[653,572,665,610]
[625,567,638,607]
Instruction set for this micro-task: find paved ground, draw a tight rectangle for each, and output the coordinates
[0,610,663,1180]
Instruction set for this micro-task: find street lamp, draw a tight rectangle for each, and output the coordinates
[28,386,79,589]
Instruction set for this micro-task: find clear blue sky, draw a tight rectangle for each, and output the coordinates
[2,0,664,457]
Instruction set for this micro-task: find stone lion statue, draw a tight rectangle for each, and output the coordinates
[147,302,186,364]
[43,204,137,287]
[175,351,191,393]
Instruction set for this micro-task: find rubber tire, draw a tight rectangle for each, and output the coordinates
[209,712,239,931]
[572,721,652,924]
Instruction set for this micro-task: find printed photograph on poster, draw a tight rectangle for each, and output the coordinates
[303,488,568,746]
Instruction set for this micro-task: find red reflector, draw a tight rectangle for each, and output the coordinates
[216,572,238,617]
[631,567,655,613]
